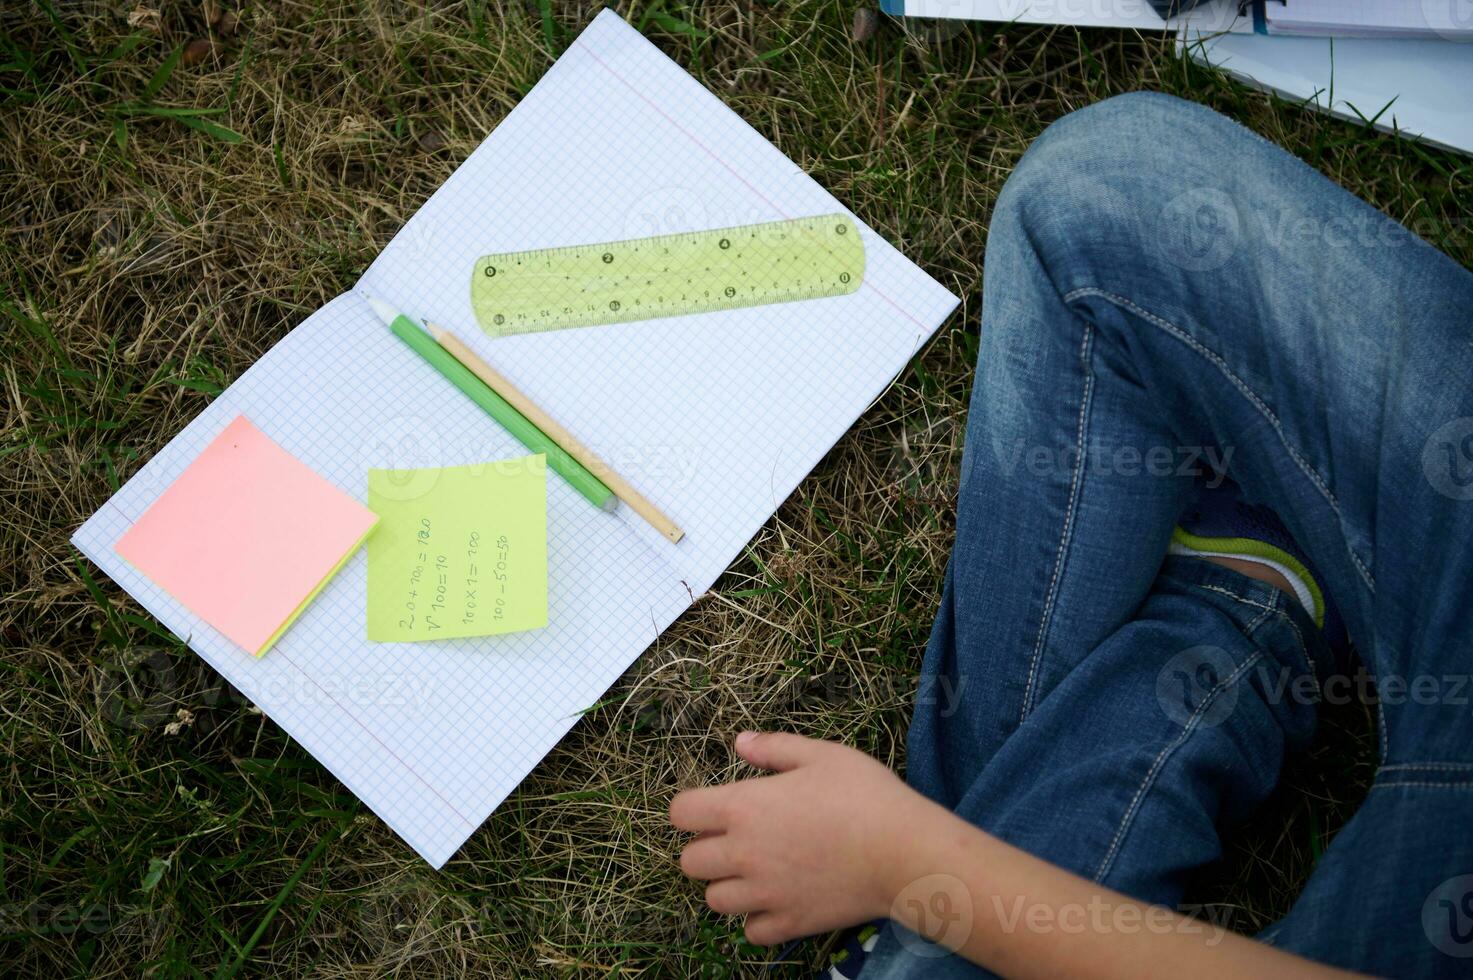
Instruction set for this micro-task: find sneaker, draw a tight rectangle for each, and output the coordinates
[1170,478,1347,653]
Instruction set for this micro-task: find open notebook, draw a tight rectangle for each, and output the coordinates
[72,10,958,867]
[1258,0,1473,39]
[878,0,1473,155]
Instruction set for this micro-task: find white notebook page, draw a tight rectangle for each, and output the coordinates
[887,0,1244,31]
[73,10,958,867]
[1265,0,1468,38]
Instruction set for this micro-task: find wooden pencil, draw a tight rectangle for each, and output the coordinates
[426,323,686,545]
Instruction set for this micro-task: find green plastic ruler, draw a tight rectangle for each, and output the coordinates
[469,213,865,337]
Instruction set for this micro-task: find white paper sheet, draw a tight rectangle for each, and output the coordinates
[71,10,959,867]
[882,0,1473,156]
[1262,0,1473,39]
[1184,31,1473,156]
[881,0,1243,32]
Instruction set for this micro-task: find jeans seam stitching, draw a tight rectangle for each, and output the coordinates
[1092,649,1265,885]
[1020,322,1095,724]
[1274,609,1317,694]
[1060,285,1375,595]
[1242,605,1277,636]
[1371,781,1473,791]
[1377,692,1390,762]
[1379,762,1473,772]
[1197,582,1276,613]
[1196,584,1316,683]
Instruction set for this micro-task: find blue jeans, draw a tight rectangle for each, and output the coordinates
[860,93,1473,978]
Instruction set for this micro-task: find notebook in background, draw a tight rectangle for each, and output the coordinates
[71,9,958,868]
[1259,0,1473,39]
[1188,27,1473,156]
[877,0,1243,31]
[876,0,1473,156]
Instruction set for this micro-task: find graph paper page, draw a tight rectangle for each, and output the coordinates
[359,10,959,593]
[73,292,691,868]
[74,11,958,867]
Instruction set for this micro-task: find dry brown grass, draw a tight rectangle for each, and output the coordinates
[2,1,1467,976]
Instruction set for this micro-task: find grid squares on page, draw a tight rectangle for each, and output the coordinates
[75,293,692,867]
[359,11,958,595]
[73,10,958,868]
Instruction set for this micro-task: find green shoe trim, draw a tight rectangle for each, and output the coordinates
[1171,527,1325,629]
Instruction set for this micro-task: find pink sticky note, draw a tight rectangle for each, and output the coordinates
[115,415,377,657]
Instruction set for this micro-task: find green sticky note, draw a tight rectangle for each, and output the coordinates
[367,456,548,642]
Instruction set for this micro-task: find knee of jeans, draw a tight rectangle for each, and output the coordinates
[994,92,1231,239]
[1024,92,1220,177]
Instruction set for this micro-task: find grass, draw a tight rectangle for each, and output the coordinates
[2,1,1468,976]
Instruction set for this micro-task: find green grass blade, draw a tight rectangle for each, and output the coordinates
[211,824,342,980]
[143,44,184,101]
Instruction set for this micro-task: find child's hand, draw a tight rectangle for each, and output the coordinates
[669,731,931,946]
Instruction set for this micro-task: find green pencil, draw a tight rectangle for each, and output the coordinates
[366,295,617,513]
